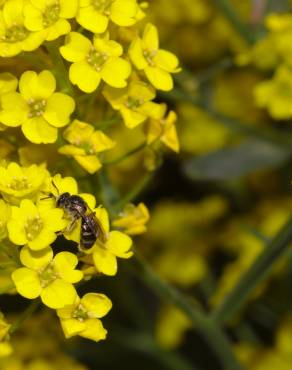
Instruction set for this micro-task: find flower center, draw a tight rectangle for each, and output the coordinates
[3,24,29,43]
[7,176,31,191]
[125,97,143,110]
[73,304,89,321]
[25,215,43,241]
[43,3,60,27]
[79,141,95,155]
[39,264,58,288]
[143,49,157,67]
[27,99,46,118]
[86,48,108,71]
[92,0,112,15]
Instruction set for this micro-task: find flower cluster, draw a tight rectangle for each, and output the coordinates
[0,0,177,351]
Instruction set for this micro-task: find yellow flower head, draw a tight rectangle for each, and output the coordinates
[113,202,150,235]
[57,292,112,342]
[254,65,292,120]
[0,199,11,241]
[0,72,17,95]
[60,32,131,93]
[7,199,67,250]
[76,0,140,33]
[24,0,78,41]
[0,162,49,205]
[103,81,162,128]
[145,104,179,153]
[58,119,115,174]
[129,23,181,91]
[0,70,75,144]
[0,0,46,57]
[12,246,83,308]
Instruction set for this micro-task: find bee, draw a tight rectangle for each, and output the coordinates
[42,182,106,250]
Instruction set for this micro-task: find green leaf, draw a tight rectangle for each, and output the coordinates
[183,140,290,181]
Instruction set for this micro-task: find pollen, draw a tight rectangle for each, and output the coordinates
[2,24,29,43]
[25,215,43,241]
[43,2,61,27]
[27,99,46,118]
[92,0,112,15]
[73,304,89,322]
[86,48,108,72]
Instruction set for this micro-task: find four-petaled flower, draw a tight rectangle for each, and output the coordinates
[103,81,162,128]
[113,202,150,235]
[58,119,115,174]
[145,103,180,153]
[12,246,83,308]
[129,23,181,91]
[0,0,46,57]
[0,162,49,205]
[7,199,67,250]
[24,0,78,41]
[0,70,75,144]
[57,292,112,341]
[76,0,139,33]
[60,32,131,93]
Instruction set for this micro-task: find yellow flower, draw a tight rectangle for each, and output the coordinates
[24,0,78,41]
[57,292,112,342]
[254,65,292,120]
[113,202,150,235]
[91,207,133,276]
[103,81,162,128]
[145,104,179,152]
[60,32,131,93]
[129,23,181,91]
[76,0,139,33]
[0,199,11,241]
[12,246,83,308]
[0,70,75,143]
[7,199,67,251]
[0,162,49,205]
[58,119,115,174]
[0,0,46,57]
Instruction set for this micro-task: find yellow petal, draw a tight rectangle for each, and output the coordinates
[76,6,108,33]
[53,252,83,283]
[106,230,133,258]
[74,155,102,174]
[102,58,131,88]
[81,293,112,318]
[12,268,41,299]
[60,32,91,62]
[154,49,180,73]
[41,279,77,309]
[19,70,56,100]
[59,318,85,338]
[43,92,75,127]
[21,116,58,144]
[93,248,117,276]
[20,246,53,270]
[143,23,159,50]
[79,319,107,342]
[69,61,101,93]
[129,37,147,70]
[144,66,173,91]
[110,0,138,26]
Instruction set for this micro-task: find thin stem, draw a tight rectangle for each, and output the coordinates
[213,0,256,44]
[211,217,292,325]
[132,250,244,370]
[114,172,153,212]
[9,299,41,334]
[103,142,147,166]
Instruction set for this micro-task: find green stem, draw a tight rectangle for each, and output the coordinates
[213,0,256,44]
[114,172,153,212]
[211,216,292,325]
[132,250,244,370]
[103,142,147,166]
[9,299,41,334]
[45,42,74,96]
